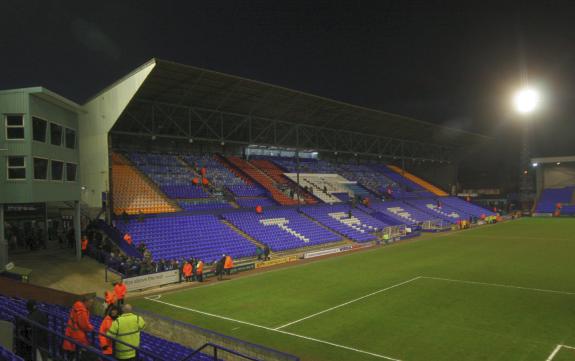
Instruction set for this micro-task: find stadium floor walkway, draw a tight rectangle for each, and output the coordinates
[10,245,115,297]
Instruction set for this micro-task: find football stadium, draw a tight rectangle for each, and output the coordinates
[1,5,575,361]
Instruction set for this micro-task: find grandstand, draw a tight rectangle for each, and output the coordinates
[3,58,568,361]
[531,156,575,216]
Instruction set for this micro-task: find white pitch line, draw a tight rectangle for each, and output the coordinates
[545,344,563,361]
[145,297,402,361]
[421,276,575,296]
[275,276,421,330]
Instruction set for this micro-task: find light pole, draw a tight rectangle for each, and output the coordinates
[513,87,540,212]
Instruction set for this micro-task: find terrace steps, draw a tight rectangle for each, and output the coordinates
[299,209,351,236]
[226,156,298,206]
[387,165,449,196]
[214,154,253,185]
[221,219,266,248]
[253,159,318,204]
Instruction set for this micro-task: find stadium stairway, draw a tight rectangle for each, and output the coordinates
[387,165,449,196]
[111,153,179,215]
[226,156,299,206]
[214,153,254,185]
[253,159,318,204]
[220,219,267,248]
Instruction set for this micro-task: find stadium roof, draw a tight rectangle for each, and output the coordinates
[0,87,81,113]
[102,58,488,148]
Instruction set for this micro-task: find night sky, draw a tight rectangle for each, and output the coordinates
[2,1,575,156]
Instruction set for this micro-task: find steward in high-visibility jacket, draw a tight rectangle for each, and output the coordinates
[99,306,119,355]
[114,281,127,306]
[224,255,233,275]
[196,260,204,282]
[81,236,88,252]
[182,262,193,282]
[62,297,94,352]
[123,233,132,245]
[105,290,116,306]
[107,305,145,360]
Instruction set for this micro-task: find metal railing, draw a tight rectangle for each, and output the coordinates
[14,308,268,361]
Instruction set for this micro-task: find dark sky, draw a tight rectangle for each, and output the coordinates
[2,0,575,156]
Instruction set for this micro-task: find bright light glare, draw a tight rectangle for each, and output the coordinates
[513,87,540,114]
[532,162,538,167]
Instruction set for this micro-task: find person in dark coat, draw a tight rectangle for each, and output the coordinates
[25,300,49,361]
[263,244,270,261]
[216,255,225,281]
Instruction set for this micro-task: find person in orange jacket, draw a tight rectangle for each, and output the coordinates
[114,280,127,306]
[99,305,119,356]
[62,296,94,355]
[224,255,233,276]
[81,235,88,258]
[182,261,193,282]
[196,260,204,282]
[104,290,116,314]
[123,233,132,245]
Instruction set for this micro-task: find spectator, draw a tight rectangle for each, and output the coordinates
[107,304,146,361]
[216,256,225,281]
[196,259,204,282]
[255,246,263,260]
[114,280,127,306]
[99,305,119,357]
[263,244,270,261]
[62,295,95,357]
[25,300,49,361]
[66,228,75,248]
[136,242,146,255]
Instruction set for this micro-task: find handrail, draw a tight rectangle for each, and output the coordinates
[14,315,116,361]
[95,219,142,258]
[36,308,167,361]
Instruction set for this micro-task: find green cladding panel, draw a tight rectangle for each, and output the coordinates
[0,88,80,203]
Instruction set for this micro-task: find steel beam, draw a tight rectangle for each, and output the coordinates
[117,99,454,162]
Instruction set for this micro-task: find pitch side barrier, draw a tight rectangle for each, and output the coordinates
[134,306,300,361]
[108,262,257,291]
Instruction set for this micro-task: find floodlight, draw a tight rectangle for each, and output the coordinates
[513,87,539,114]
[532,162,538,167]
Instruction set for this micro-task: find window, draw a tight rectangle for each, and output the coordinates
[5,114,24,139]
[65,128,76,149]
[66,163,77,182]
[51,160,63,180]
[7,156,26,179]
[32,116,47,142]
[50,123,62,146]
[33,158,48,180]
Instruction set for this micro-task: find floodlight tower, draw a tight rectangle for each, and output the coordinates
[513,87,540,212]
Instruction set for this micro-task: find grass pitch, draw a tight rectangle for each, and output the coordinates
[133,218,575,361]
